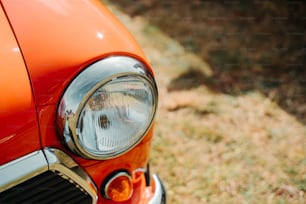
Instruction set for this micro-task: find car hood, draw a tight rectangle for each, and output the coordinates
[2,0,148,106]
[0,0,152,153]
[0,6,40,165]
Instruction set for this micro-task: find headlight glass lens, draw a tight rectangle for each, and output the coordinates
[77,76,155,157]
[57,56,157,160]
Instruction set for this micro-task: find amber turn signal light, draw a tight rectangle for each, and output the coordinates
[102,171,133,202]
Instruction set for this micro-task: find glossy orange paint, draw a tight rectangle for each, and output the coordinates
[2,0,151,106]
[1,0,158,203]
[0,4,40,165]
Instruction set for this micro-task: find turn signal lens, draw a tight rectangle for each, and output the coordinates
[103,172,133,202]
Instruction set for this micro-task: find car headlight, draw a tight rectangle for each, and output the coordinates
[57,56,158,160]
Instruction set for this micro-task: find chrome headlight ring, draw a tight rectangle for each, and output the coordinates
[57,56,158,160]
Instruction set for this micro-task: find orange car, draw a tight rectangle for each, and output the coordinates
[0,0,166,203]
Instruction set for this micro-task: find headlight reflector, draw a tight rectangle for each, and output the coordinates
[57,56,157,159]
[78,75,155,157]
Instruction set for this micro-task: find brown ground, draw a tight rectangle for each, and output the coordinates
[104,1,305,203]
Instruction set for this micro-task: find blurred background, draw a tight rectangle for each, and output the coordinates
[103,1,305,203]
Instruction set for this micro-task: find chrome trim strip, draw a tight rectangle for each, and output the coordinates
[0,151,47,192]
[149,174,167,204]
[0,148,98,204]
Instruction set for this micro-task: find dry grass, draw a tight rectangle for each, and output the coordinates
[103,1,306,203]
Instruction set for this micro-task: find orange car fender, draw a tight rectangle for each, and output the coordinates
[0,4,41,165]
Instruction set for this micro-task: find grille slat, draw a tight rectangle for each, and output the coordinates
[24,177,71,203]
[19,173,63,202]
[1,172,56,201]
[68,194,90,204]
[0,171,92,204]
[41,179,89,204]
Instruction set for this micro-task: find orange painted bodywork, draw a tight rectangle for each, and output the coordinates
[0,0,157,203]
[0,4,40,165]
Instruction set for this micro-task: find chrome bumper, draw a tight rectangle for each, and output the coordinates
[149,174,166,204]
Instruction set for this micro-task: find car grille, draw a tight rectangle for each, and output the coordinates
[0,170,92,204]
[0,148,97,204]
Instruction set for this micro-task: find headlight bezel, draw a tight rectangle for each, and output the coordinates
[57,56,158,160]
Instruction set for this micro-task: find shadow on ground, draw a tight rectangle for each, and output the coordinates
[112,0,306,124]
